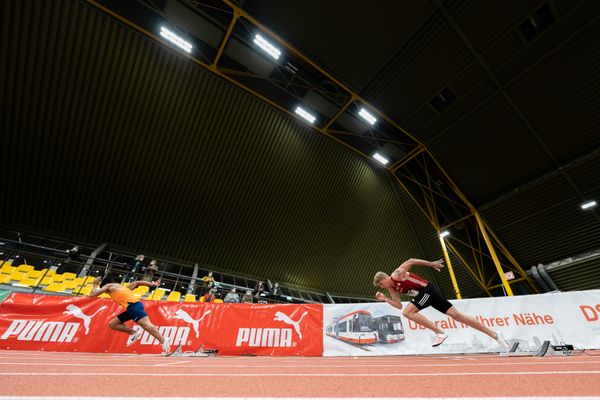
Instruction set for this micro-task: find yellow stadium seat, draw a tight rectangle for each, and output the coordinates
[44,283,67,293]
[76,285,93,296]
[147,289,165,301]
[46,269,56,276]
[213,299,223,303]
[63,280,78,290]
[99,292,110,298]
[62,272,77,280]
[183,294,196,302]
[0,260,12,267]
[83,276,96,284]
[0,274,11,284]
[9,271,26,281]
[73,277,84,285]
[27,269,45,279]
[17,277,41,287]
[51,274,65,283]
[40,276,53,286]
[166,291,181,302]
[16,264,34,273]
[199,296,205,302]
[138,285,149,293]
[0,264,15,274]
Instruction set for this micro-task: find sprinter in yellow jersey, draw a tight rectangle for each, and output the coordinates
[90,275,171,354]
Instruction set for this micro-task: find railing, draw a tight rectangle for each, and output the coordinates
[0,227,374,303]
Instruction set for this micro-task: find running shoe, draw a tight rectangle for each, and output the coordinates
[161,337,172,355]
[495,331,510,352]
[126,330,142,347]
[432,333,448,347]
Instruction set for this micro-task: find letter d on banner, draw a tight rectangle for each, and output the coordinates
[580,305,599,321]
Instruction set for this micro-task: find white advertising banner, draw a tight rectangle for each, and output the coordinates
[323,289,600,356]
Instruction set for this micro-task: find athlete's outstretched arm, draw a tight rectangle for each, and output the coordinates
[394,258,444,276]
[128,279,161,290]
[89,277,111,297]
[375,289,403,309]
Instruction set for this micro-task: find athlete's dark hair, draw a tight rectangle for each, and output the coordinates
[100,275,119,287]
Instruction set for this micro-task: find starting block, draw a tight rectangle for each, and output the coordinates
[167,344,219,357]
[500,340,550,357]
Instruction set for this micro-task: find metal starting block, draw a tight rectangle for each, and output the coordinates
[167,344,219,357]
[500,340,550,357]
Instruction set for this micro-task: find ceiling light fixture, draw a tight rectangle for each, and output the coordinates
[358,108,377,125]
[581,200,597,210]
[159,26,192,53]
[253,34,281,60]
[295,106,316,124]
[373,153,389,165]
[439,230,450,238]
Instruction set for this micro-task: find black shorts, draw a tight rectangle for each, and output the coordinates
[117,301,148,323]
[410,284,453,314]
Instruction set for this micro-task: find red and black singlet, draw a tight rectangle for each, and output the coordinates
[390,273,429,297]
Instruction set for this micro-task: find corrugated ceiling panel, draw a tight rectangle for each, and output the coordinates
[361,11,474,122]
[482,168,600,267]
[444,0,543,54]
[240,0,437,92]
[0,0,435,297]
[549,259,600,292]
[428,94,553,204]
[506,13,600,163]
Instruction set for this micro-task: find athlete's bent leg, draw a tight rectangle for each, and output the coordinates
[402,303,444,334]
[137,317,165,344]
[445,306,496,338]
[108,317,136,335]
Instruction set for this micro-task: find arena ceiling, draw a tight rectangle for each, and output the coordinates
[1,0,599,297]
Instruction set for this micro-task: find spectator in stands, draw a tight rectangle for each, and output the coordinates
[141,259,159,282]
[242,290,253,303]
[224,287,240,303]
[254,281,266,297]
[124,254,146,282]
[270,282,281,298]
[203,288,216,303]
[200,272,215,295]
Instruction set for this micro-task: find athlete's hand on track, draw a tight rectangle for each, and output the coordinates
[375,291,387,301]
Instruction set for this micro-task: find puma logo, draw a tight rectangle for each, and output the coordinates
[173,309,211,338]
[63,304,107,335]
[274,311,308,339]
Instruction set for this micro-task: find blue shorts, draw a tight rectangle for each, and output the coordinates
[117,301,148,323]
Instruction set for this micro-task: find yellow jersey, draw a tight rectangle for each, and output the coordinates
[109,285,140,308]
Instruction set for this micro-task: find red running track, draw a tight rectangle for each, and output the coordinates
[0,350,599,398]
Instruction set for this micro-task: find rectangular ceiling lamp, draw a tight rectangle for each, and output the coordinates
[581,200,597,210]
[439,230,450,238]
[295,106,316,124]
[373,152,389,165]
[159,26,192,53]
[253,34,281,60]
[358,108,377,125]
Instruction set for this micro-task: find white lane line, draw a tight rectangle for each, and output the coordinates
[1,397,599,400]
[0,370,598,377]
[0,360,598,368]
[152,360,193,367]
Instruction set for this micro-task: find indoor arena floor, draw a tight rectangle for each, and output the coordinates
[0,350,599,399]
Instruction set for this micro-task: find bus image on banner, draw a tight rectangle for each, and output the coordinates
[325,310,405,345]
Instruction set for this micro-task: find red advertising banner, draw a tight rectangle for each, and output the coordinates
[0,293,323,356]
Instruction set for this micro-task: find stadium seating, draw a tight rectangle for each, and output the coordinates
[44,282,67,293]
[147,289,166,301]
[166,291,181,302]
[183,294,196,302]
